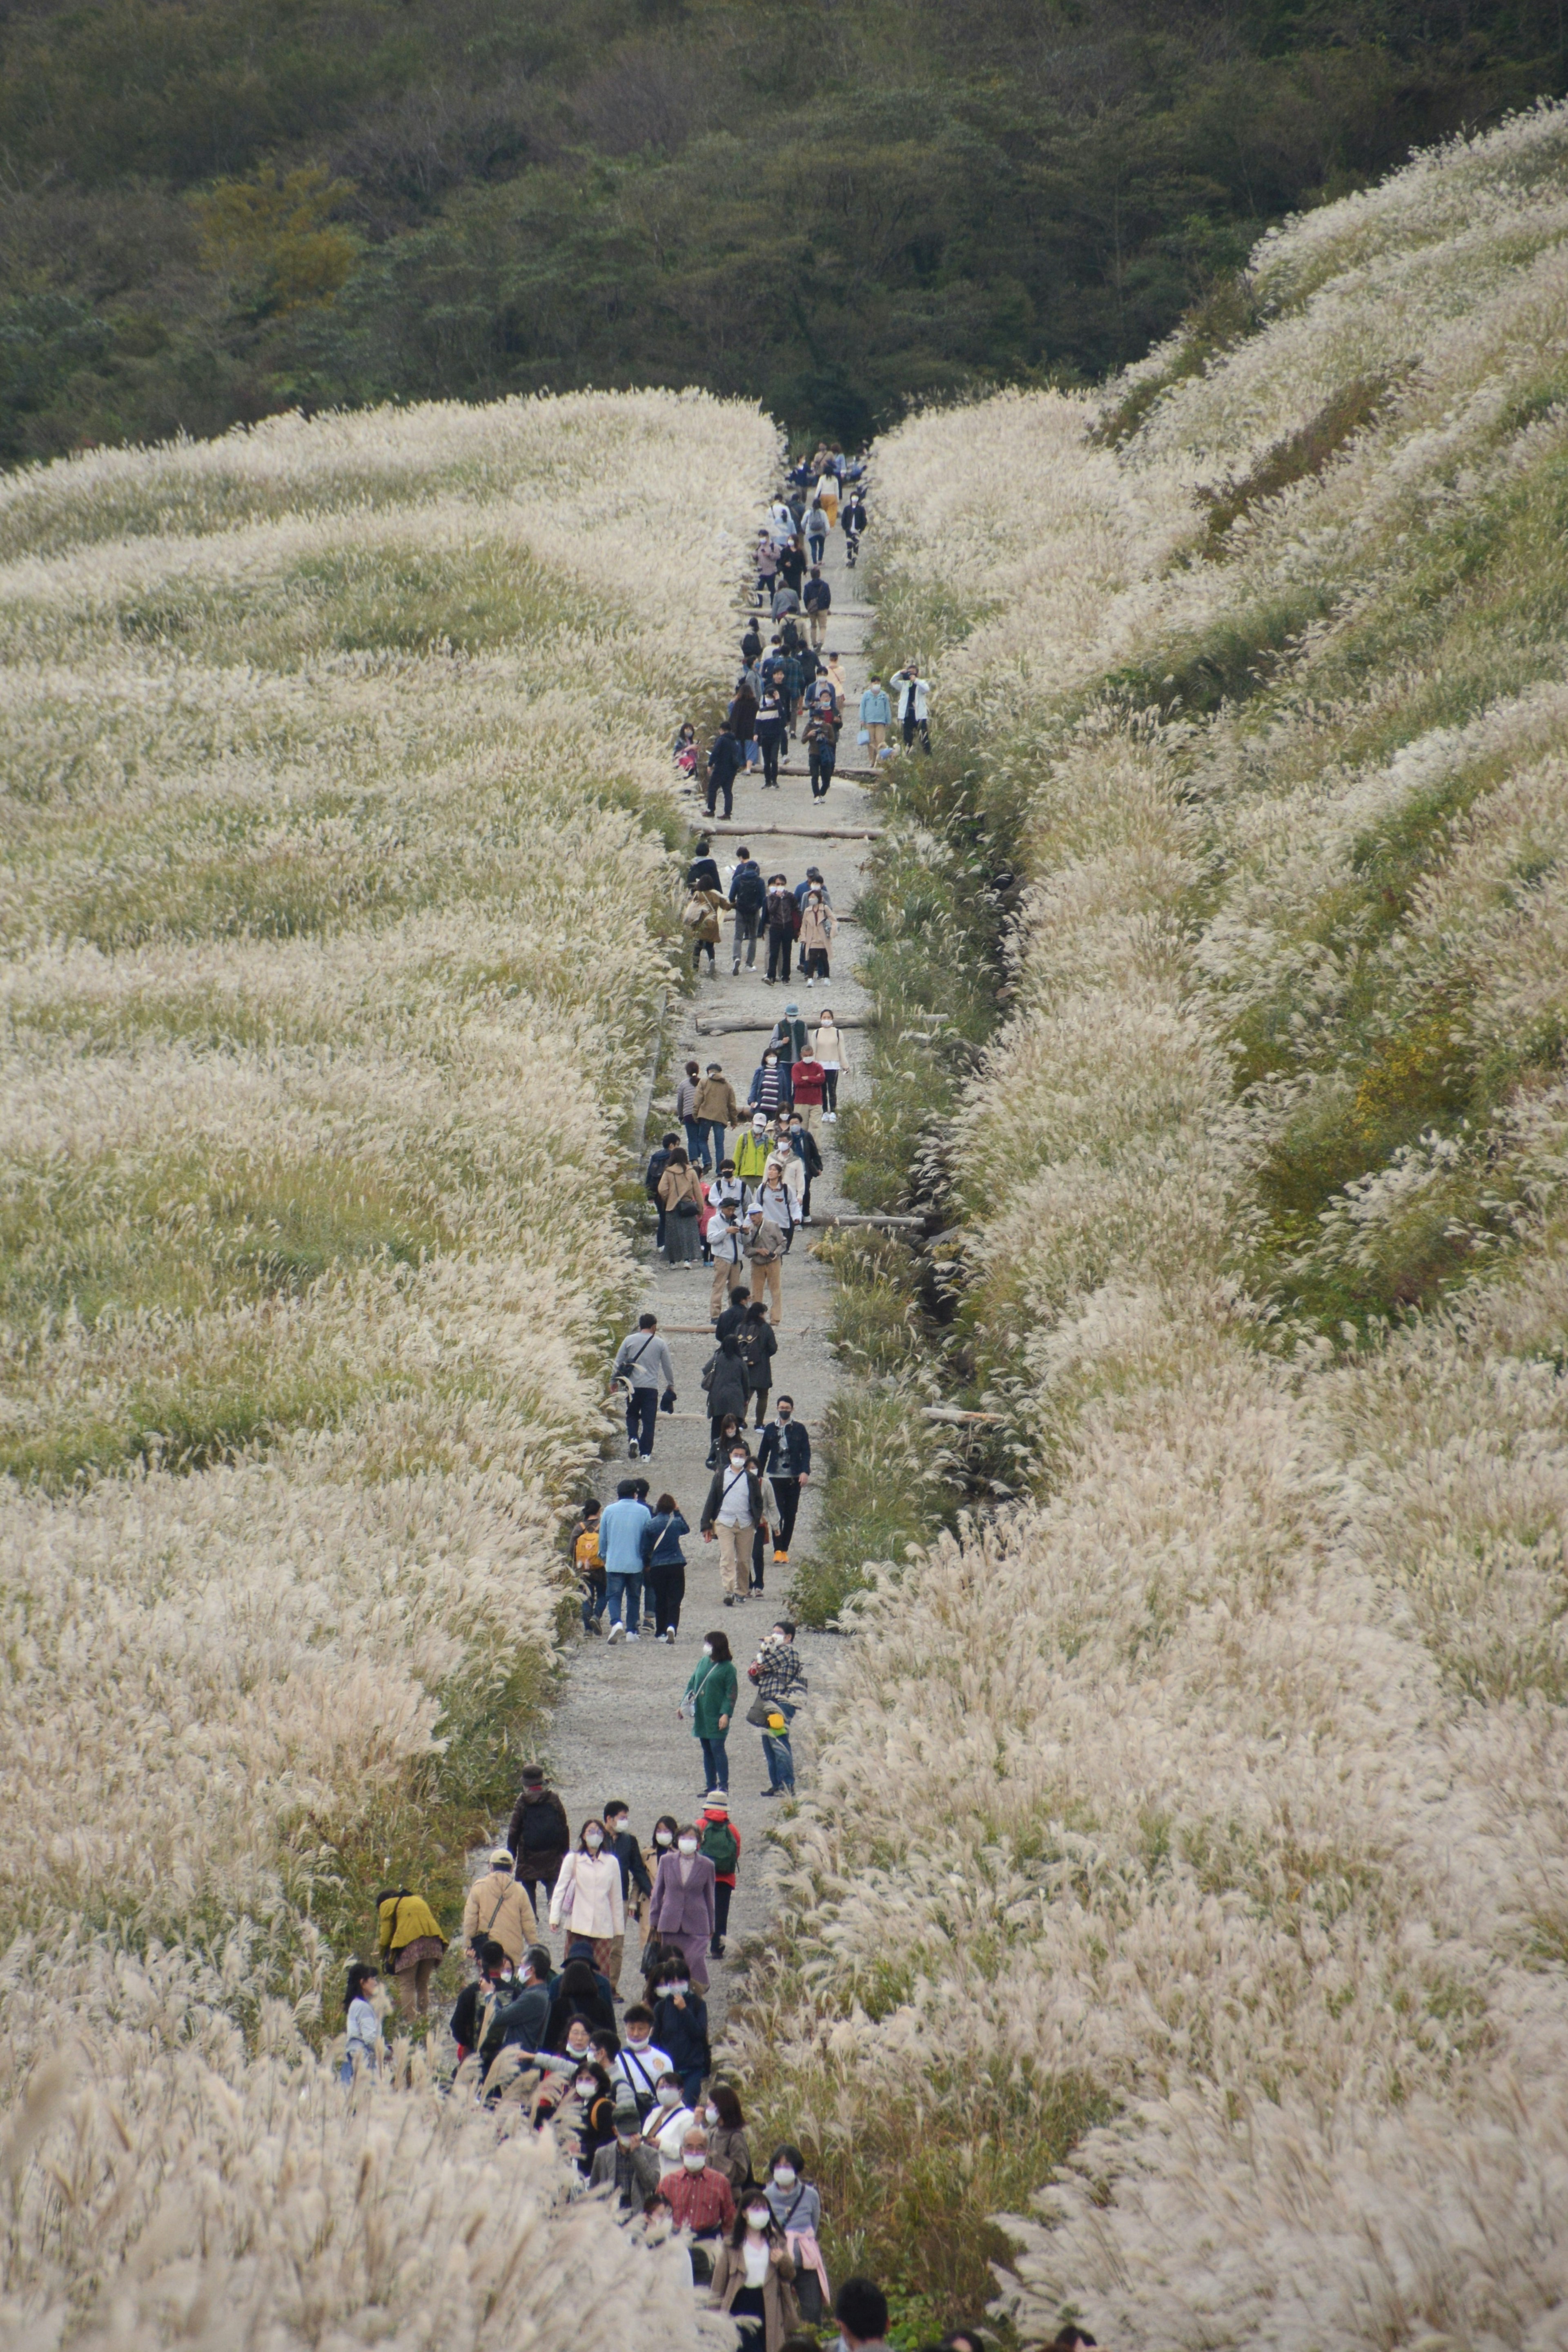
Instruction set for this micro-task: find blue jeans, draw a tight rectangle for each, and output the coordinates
[625,1387,658,1457]
[684,1118,709,1168]
[608,1572,642,1633]
[699,1733,728,1792]
[697,1119,726,1171]
[762,1700,796,1790]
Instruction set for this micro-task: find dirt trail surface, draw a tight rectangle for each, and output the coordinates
[544,515,875,2041]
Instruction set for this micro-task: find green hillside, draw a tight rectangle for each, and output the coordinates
[3,0,1565,463]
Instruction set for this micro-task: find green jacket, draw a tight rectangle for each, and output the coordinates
[685,1657,738,1739]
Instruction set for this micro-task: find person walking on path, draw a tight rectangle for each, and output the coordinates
[698,1794,742,1959]
[706,725,742,820]
[599,1475,651,1640]
[375,1887,447,2020]
[798,888,834,984]
[733,1113,773,1192]
[805,497,828,564]
[549,1818,626,1976]
[701,1443,768,1605]
[744,1203,788,1323]
[842,488,867,566]
[709,2203,801,2352]
[645,1130,676,1251]
[572,1499,606,1636]
[507,1765,570,1920]
[682,1625,738,1792]
[649,1822,719,1990]
[892,662,932,753]
[602,1800,654,1987]
[754,683,787,791]
[694,1062,740,1171]
[739,1301,778,1432]
[729,852,767,967]
[655,2123,735,2245]
[756,1404,811,1564]
[685,881,730,976]
[706,1197,746,1321]
[802,566,831,650]
[768,1001,807,1073]
[463,1848,539,1965]
[701,1331,750,1470]
[653,1976,714,2108]
[813,1010,848,1118]
[658,1148,706,1270]
[764,875,798,985]
[675,1059,706,1165]
[748,1617,809,1795]
[859,674,891,765]
[610,2002,673,2116]
[803,699,836,799]
[592,2093,663,2209]
[641,1492,690,1644]
[613,1311,675,1461]
[704,2083,752,2190]
[748,1047,789,1119]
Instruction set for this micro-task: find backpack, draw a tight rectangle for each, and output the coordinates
[682,894,708,930]
[701,1819,739,1873]
[731,864,766,915]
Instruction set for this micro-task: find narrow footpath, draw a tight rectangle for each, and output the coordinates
[548,508,876,2040]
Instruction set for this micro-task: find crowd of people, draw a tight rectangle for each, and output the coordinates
[337,453,995,2352]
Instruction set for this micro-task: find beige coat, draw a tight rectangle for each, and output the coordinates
[798,900,834,955]
[813,1018,848,1069]
[694,1074,742,1125]
[658,1161,706,1214]
[710,2240,798,2352]
[461,1869,539,1963]
[549,1849,625,1938]
[687,887,730,944]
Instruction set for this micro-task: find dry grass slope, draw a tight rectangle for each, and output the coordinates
[734,108,1568,2344]
[0,388,774,2349]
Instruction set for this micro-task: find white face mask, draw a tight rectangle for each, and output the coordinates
[655,1829,673,1846]
[746,2208,771,2232]
[627,2028,649,2047]
[704,2105,719,2125]
[730,1453,746,1468]
[701,1642,713,1658]
[576,2076,594,2096]
[584,1831,603,1850]
[682,2151,706,2172]
[773,2165,797,2188]
[667,1979,690,1997]
[657,2085,682,2108]
[678,1836,698,1855]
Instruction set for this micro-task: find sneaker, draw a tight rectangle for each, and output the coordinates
[664,1628,676,1644]
[628,1440,640,1459]
[723,1595,733,1607]
[806,977,815,987]
[773,1549,788,1564]
[759,1786,781,1797]
[607,1621,624,1643]
[626,1630,641,1642]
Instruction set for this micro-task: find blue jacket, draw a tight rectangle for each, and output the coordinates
[860,686,891,726]
[598,1496,650,1575]
[757,1419,811,1480]
[653,1990,710,2078]
[642,1509,689,1568]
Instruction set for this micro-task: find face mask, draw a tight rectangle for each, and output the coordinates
[746,2208,771,2231]
[607,1818,626,1837]
[679,1835,698,1855]
[657,2085,682,2108]
[617,2130,639,2147]
[627,2027,649,2047]
[682,2151,706,2172]
[656,1829,673,1846]
[584,1831,603,1850]
[668,1979,690,1996]
[568,2039,588,2056]
[730,1454,746,1469]
[704,2105,719,2125]
[576,2077,594,2096]
[778,1408,791,1420]
[773,2166,797,2188]
[701,1642,713,1658]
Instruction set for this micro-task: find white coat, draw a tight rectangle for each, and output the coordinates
[549,1849,625,1938]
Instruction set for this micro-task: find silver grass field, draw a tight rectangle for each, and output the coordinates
[0,388,774,2350]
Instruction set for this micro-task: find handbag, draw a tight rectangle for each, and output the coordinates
[745,1692,774,1728]
[858,726,870,746]
[675,1195,700,1218]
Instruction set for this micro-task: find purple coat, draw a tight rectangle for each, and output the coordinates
[648,1851,716,1941]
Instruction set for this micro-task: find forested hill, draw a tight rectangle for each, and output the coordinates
[2,0,1565,466]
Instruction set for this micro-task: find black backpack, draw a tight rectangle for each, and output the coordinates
[731,863,766,914]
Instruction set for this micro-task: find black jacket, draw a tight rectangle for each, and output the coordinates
[708,729,744,784]
[609,1827,653,1902]
[507,1786,570,1874]
[739,1320,778,1389]
[757,1418,811,1481]
[714,1302,749,1345]
[701,1341,750,1423]
[686,854,722,891]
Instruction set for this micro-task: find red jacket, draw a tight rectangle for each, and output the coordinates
[789,1058,826,1107]
[656,2165,736,2236]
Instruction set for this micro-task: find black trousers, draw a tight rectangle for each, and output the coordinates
[766,927,793,981]
[710,1882,733,1945]
[771,1478,802,1552]
[705,777,733,817]
[645,1560,685,1634]
[758,728,782,786]
[625,1387,658,1455]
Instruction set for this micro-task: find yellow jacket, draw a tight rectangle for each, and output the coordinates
[377,1891,445,1957]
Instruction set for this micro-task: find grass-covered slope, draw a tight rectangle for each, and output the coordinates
[0,389,773,2351]
[740,109,1568,2343]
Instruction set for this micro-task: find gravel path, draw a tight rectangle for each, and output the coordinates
[539,514,875,2040]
